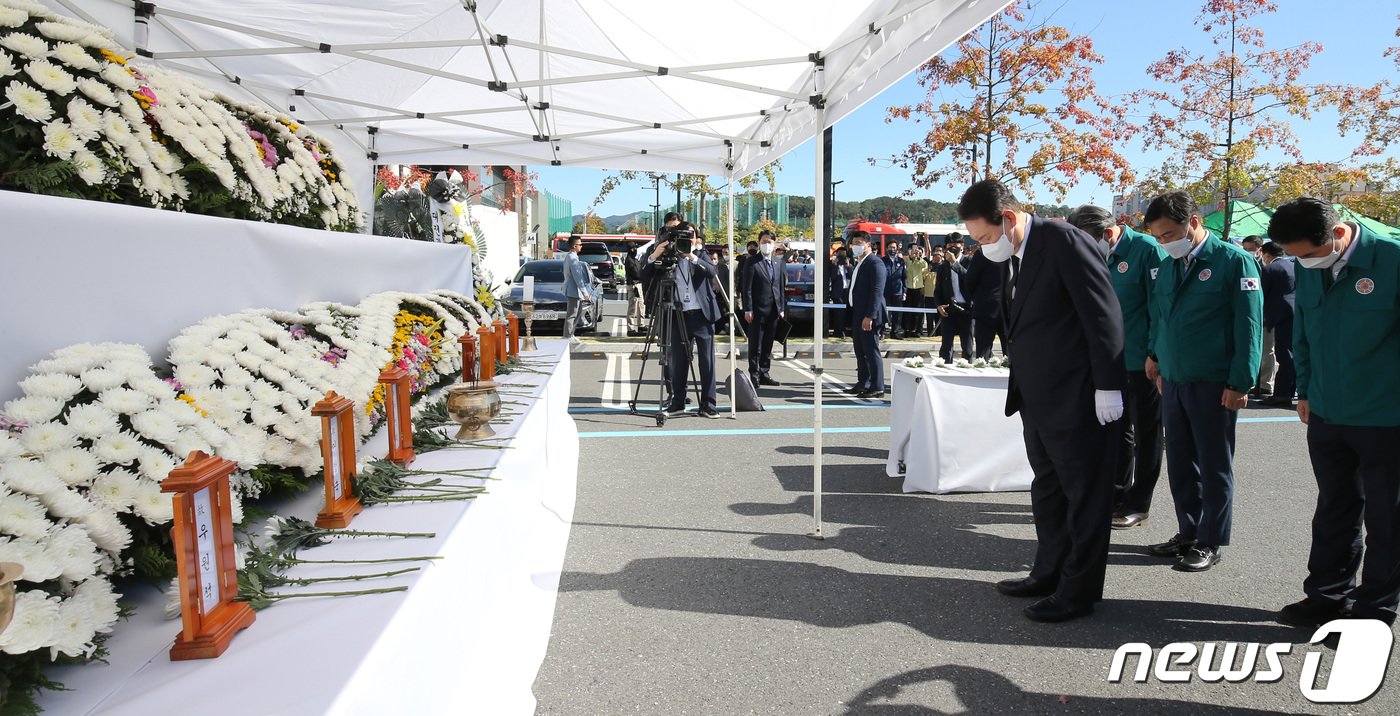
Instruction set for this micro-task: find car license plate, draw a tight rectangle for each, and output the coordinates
[531,310,562,321]
[805,293,814,300]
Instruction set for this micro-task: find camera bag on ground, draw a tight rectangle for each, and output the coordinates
[726,368,765,411]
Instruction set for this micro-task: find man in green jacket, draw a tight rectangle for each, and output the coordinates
[1267,198,1400,628]
[1067,205,1168,531]
[1143,191,1263,573]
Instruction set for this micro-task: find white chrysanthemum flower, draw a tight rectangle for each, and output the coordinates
[249,402,280,428]
[136,447,177,483]
[88,468,141,511]
[63,403,120,440]
[161,578,182,620]
[107,360,153,383]
[92,432,142,466]
[0,434,21,461]
[1,459,63,496]
[167,434,207,461]
[0,537,61,582]
[132,481,174,525]
[46,523,99,581]
[46,447,101,486]
[50,596,99,658]
[248,381,280,404]
[129,376,176,401]
[229,490,244,524]
[67,97,101,138]
[4,395,64,423]
[73,578,120,631]
[99,62,136,91]
[35,18,110,46]
[0,49,16,76]
[78,509,131,554]
[19,422,76,455]
[53,42,99,71]
[19,372,82,401]
[77,368,123,394]
[38,486,93,520]
[0,589,60,655]
[99,388,150,415]
[129,410,178,443]
[0,490,50,540]
[78,77,116,107]
[73,148,107,185]
[0,80,52,123]
[24,58,76,95]
[173,364,218,389]
[41,120,81,159]
[0,31,48,59]
[0,8,26,28]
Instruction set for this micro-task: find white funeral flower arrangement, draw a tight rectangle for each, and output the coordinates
[0,1,361,231]
[901,356,926,368]
[0,342,234,664]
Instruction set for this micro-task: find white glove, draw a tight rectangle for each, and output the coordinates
[1094,389,1124,426]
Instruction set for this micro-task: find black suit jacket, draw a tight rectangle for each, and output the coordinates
[963,252,1005,320]
[932,260,969,306]
[848,254,888,322]
[743,255,786,317]
[1260,258,1296,328]
[1002,216,1127,428]
[641,253,722,323]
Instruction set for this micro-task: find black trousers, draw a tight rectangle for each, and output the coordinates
[852,315,884,392]
[1273,317,1296,400]
[938,306,972,361]
[667,309,717,412]
[1304,416,1400,624]
[903,289,924,334]
[828,302,848,339]
[921,294,941,335]
[1116,370,1165,515]
[747,309,780,379]
[1162,379,1237,547]
[973,314,1003,361]
[1024,419,1116,608]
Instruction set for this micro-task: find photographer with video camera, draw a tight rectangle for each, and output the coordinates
[641,222,721,419]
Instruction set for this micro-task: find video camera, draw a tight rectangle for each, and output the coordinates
[654,225,697,269]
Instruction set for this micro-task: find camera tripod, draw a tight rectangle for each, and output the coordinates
[629,266,704,427]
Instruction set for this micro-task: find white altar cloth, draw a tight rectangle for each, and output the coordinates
[38,340,577,716]
[886,364,1034,494]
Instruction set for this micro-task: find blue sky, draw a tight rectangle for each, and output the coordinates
[532,0,1399,218]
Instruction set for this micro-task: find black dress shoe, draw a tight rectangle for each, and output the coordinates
[1259,396,1295,407]
[1112,512,1149,530]
[857,390,887,399]
[698,408,720,419]
[1024,595,1094,623]
[1278,597,1348,627]
[996,576,1057,598]
[759,376,780,386]
[1148,533,1196,557]
[1174,545,1222,572]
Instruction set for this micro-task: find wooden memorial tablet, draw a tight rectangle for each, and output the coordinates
[313,391,362,528]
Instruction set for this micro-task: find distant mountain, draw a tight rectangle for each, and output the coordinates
[570,213,652,232]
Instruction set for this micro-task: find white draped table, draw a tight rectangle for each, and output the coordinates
[39,340,578,716]
[886,363,1034,494]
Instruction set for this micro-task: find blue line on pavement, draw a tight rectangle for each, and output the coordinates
[579,426,892,439]
[1239,416,1300,423]
[569,403,890,414]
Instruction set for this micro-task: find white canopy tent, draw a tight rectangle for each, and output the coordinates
[55,0,1010,537]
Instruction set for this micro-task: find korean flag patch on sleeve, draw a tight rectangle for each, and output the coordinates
[1240,277,1261,291]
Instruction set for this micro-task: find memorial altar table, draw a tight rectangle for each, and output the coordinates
[886,363,1034,494]
[39,341,578,716]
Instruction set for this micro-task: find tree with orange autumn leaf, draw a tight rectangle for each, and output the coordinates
[877,0,1132,202]
[1130,0,1339,238]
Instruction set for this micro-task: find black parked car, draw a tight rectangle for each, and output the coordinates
[500,260,604,334]
[782,262,816,324]
[578,241,617,291]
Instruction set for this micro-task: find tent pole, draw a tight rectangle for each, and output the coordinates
[810,65,826,541]
[727,169,737,418]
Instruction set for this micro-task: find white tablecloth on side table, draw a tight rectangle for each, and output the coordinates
[39,340,578,716]
[886,364,1034,494]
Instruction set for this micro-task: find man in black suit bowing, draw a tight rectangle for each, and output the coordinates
[742,230,786,386]
[641,222,722,419]
[958,180,1127,623]
[847,231,888,398]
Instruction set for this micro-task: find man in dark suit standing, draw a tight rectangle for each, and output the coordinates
[882,243,907,339]
[641,222,722,419]
[964,248,1006,361]
[933,241,973,362]
[827,247,852,339]
[1258,241,1297,407]
[847,231,888,398]
[959,180,1126,623]
[743,230,786,387]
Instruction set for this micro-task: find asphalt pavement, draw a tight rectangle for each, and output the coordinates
[531,294,1397,715]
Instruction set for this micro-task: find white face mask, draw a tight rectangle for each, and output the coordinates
[851,244,867,258]
[980,228,1014,263]
[1096,238,1111,256]
[1297,239,1341,269]
[1161,220,1196,259]
[759,242,775,256]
